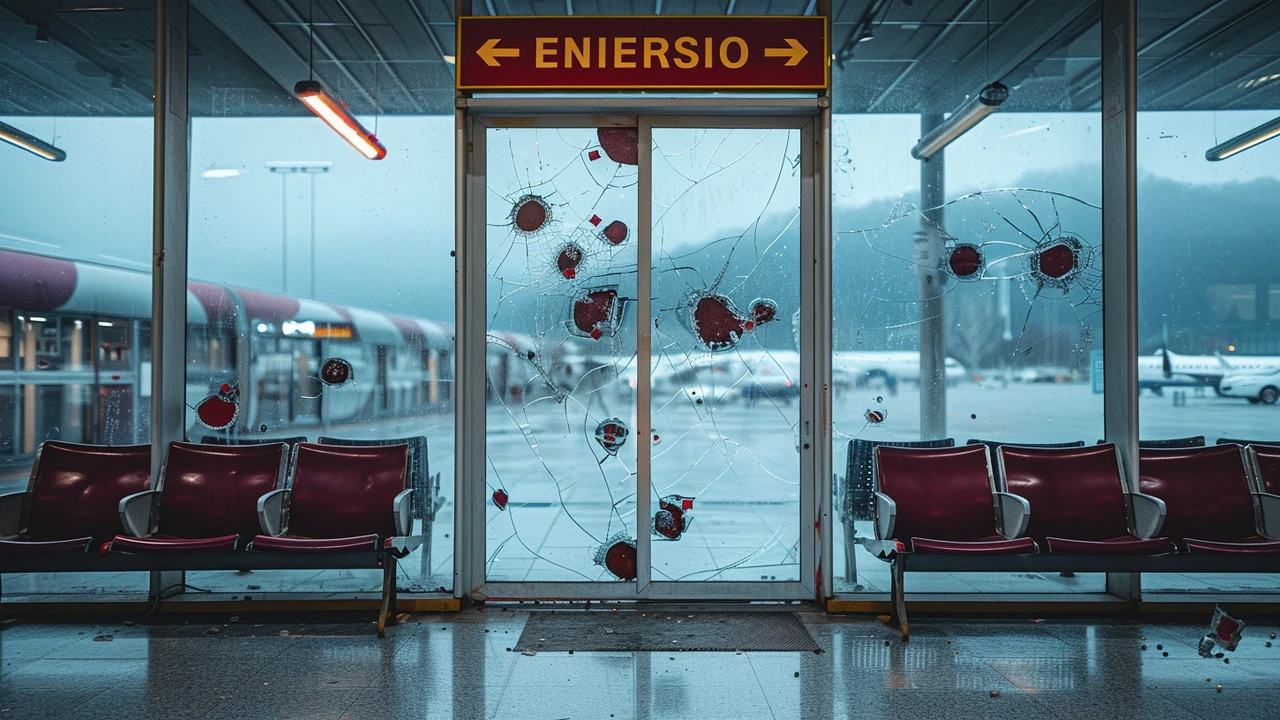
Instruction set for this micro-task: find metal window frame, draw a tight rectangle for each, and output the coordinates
[141,0,1146,607]
[456,106,821,602]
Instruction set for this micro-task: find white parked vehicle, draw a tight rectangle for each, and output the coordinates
[1218,368,1280,405]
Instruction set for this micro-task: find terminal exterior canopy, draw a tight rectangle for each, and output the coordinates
[456,15,828,91]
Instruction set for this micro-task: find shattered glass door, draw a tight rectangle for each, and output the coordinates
[480,119,810,594]
[485,125,641,583]
[649,127,803,583]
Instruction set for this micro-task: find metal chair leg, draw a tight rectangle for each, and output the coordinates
[889,557,909,641]
[377,556,395,637]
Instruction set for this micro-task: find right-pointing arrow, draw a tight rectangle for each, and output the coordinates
[764,38,808,67]
[476,38,519,67]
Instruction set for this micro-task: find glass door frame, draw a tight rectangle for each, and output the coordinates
[456,103,830,602]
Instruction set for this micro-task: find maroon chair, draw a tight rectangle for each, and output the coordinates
[110,442,287,553]
[998,444,1173,555]
[1249,445,1280,496]
[251,443,411,553]
[1140,445,1280,555]
[1247,445,1280,538]
[0,442,151,555]
[874,444,1033,555]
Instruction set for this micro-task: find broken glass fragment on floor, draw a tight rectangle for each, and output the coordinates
[1199,605,1245,657]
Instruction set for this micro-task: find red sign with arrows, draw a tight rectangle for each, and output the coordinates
[456,16,827,91]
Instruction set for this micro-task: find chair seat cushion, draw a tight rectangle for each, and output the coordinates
[0,537,93,554]
[250,534,379,553]
[111,534,240,553]
[909,536,1036,555]
[1185,538,1280,555]
[1045,536,1174,555]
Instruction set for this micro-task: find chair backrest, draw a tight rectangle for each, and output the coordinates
[846,438,955,521]
[318,435,429,509]
[875,444,996,542]
[159,442,286,540]
[1219,438,1280,449]
[1138,445,1257,543]
[24,441,151,542]
[1139,436,1205,449]
[1249,445,1280,495]
[285,443,409,539]
[999,444,1131,543]
[201,435,308,470]
[967,439,1086,485]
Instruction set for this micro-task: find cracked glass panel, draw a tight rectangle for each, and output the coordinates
[1137,0,1280,595]
[832,110,1105,594]
[650,128,802,583]
[485,126,639,582]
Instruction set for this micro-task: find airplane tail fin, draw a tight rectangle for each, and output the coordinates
[1215,352,1236,370]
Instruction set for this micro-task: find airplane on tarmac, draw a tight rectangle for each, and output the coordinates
[1137,347,1280,395]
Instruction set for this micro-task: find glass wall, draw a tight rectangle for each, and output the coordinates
[183,1,455,595]
[831,0,1105,594]
[0,0,155,600]
[1137,0,1280,594]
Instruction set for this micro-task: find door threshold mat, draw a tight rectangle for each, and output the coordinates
[513,611,820,652]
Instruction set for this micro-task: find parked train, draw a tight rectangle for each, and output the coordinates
[0,247,455,468]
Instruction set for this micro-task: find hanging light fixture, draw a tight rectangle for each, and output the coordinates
[294,0,384,160]
[294,80,386,160]
[911,82,1009,160]
[0,119,66,161]
[1205,115,1280,161]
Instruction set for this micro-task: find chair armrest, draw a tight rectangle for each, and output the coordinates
[393,488,414,537]
[257,489,290,537]
[1126,492,1167,539]
[874,492,896,541]
[118,491,160,538]
[1256,492,1280,539]
[993,492,1031,539]
[0,491,24,537]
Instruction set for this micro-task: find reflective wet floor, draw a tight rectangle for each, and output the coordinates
[3,609,1278,719]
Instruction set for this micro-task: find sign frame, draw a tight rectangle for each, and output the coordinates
[455,15,829,92]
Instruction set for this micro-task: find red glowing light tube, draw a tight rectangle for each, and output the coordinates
[293,80,386,160]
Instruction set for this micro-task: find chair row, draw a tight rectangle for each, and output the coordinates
[0,439,421,634]
[867,442,1280,639]
[842,435,1280,523]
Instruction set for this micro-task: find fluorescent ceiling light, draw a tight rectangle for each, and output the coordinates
[294,80,386,160]
[0,120,66,161]
[911,82,1009,161]
[1205,115,1280,161]
[200,168,242,179]
[28,316,48,322]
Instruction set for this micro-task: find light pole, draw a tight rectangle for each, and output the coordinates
[265,160,332,296]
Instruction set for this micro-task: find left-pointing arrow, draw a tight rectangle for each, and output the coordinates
[477,38,519,67]
[764,38,808,67]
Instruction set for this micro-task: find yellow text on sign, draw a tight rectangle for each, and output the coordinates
[534,36,750,70]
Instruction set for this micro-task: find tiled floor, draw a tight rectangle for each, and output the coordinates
[2,608,1278,719]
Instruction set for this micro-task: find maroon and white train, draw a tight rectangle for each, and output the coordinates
[0,247,454,463]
